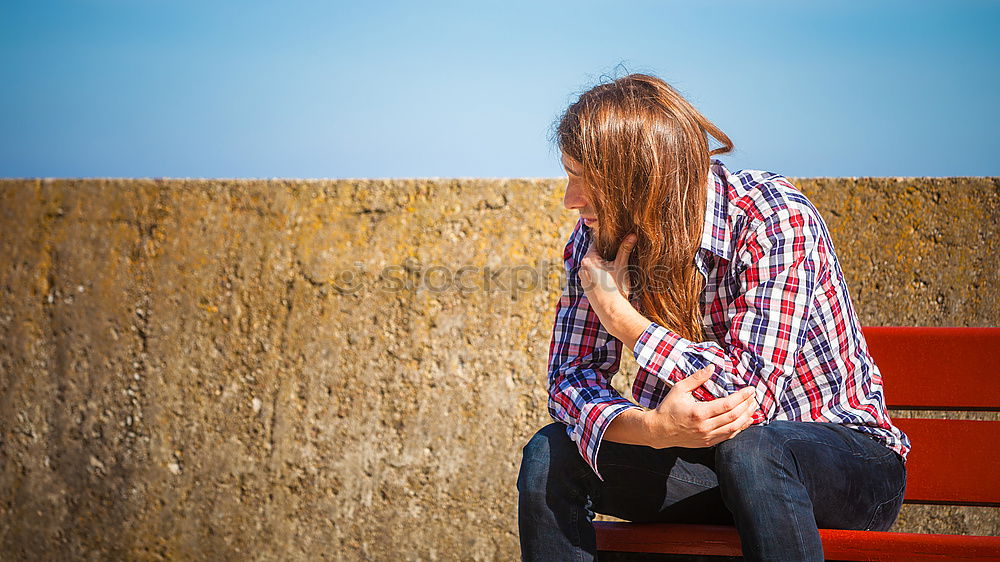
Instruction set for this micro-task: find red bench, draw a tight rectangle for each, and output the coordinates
[595,327,1000,561]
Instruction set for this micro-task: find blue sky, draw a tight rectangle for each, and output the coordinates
[1,0,998,178]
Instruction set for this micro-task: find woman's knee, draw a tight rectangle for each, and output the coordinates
[714,422,794,487]
[517,422,579,495]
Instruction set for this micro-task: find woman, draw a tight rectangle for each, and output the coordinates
[517,74,909,562]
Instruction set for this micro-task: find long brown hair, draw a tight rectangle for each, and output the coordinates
[555,73,733,342]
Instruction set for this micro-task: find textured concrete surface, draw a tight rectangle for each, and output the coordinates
[0,176,997,560]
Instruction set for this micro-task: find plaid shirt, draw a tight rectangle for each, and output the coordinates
[547,159,911,480]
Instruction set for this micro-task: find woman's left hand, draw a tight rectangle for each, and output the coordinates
[579,233,637,319]
[579,233,653,350]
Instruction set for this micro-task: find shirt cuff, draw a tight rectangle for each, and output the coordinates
[632,322,687,374]
[632,322,714,402]
[572,399,639,481]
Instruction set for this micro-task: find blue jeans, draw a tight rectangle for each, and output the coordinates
[517,420,906,562]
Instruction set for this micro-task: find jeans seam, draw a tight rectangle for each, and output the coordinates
[831,425,901,461]
[666,473,716,489]
[864,502,884,532]
[570,490,581,562]
[776,434,859,459]
[864,457,907,531]
[600,462,716,489]
[863,486,902,531]
[783,430,895,462]
[776,442,810,555]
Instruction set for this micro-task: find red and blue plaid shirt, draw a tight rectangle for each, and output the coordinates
[547,159,911,480]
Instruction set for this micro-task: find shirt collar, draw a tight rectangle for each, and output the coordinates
[697,159,733,263]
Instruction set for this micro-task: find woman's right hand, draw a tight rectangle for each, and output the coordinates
[642,367,758,449]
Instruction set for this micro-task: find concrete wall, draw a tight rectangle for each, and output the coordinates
[1,176,997,560]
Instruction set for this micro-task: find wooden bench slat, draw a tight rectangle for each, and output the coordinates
[893,418,1000,506]
[594,522,742,557]
[594,522,1000,560]
[819,528,1000,561]
[863,327,1000,410]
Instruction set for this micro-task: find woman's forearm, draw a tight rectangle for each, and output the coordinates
[607,300,653,354]
[602,408,653,447]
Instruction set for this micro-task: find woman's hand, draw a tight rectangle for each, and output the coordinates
[642,367,759,449]
[578,233,650,350]
[579,233,637,310]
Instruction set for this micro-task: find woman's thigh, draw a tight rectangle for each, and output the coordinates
[715,421,906,531]
[592,436,733,525]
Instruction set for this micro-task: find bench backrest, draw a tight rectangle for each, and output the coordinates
[863,327,1000,507]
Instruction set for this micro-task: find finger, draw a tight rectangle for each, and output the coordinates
[671,366,713,393]
[706,404,757,445]
[702,392,757,432]
[614,233,637,269]
[722,428,743,443]
[698,386,755,419]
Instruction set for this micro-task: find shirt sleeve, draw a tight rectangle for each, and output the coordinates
[547,219,641,480]
[630,204,825,423]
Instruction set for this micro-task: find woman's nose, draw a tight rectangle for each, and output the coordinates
[563,181,588,211]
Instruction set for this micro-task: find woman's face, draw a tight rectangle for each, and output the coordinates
[561,152,599,229]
